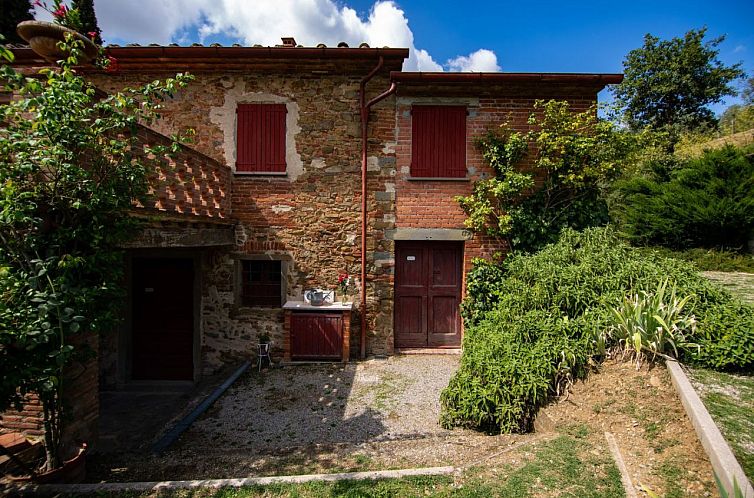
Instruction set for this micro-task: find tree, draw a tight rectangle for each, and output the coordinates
[719,104,754,134]
[0,0,34,44]
[71,0,102,44]
[613,28,744,133]
[0,36,192,471]
[456,100,632,252]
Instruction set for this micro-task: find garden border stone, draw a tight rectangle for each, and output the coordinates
[0,466,457,496]
[666,360,754,498]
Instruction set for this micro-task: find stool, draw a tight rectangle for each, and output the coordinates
[257,343,271,371]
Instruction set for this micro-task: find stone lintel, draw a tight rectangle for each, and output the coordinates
[385,228,473,241]
[122,227,235,248]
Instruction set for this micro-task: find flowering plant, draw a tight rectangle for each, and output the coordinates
[337,273,352,297]
[34,0,84,33]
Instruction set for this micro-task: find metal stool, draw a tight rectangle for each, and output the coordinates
[257,343,271,371]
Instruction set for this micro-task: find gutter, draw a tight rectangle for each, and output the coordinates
[390,71,624,85]
[358,56,397,359]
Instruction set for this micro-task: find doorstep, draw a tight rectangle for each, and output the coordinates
[395,348,462,355]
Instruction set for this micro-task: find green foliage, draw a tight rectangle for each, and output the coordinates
[457,100,628,252]
[612,28,745,133]
[459,255,507,325]
[719,104,754,135]
[599,280,698,367]
[442,227,754,434]
[0,0,33,44]
[71,0,102,44]
[612,145,754,250]
[0,36,192,470]
[637,247,754,273]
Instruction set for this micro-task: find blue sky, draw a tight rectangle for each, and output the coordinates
[44,1,754,112]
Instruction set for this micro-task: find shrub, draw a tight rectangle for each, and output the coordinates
[599,280,698,367]
[441,227,754,434]
[613,145,754,250]
[636,247,754,273]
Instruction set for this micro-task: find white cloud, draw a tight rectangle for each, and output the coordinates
[447,49,501,72]
[39,1,498,72]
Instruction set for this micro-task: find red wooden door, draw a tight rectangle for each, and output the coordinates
[131,258,194,380]
[394,242,463,348]
[290,313,343,360]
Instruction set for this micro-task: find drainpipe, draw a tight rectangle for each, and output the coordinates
[359,56,397,359]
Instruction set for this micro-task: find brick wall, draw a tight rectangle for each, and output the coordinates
[0,334,98,452]
[131,125,231,220]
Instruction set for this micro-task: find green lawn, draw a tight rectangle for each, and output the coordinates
[94,426,624,498]
[688,367,754,484]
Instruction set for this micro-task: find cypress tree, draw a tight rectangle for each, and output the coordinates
[71,0,102,45]
[0,0,34,44]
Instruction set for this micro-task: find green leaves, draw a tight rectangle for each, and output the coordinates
[612,28,745,133]
[442,227,754,434]
[458,100,625,252]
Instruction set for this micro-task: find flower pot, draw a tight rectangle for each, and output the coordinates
[16,21,98,63]
[10,443,87,484]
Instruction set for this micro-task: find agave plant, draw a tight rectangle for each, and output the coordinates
[603,279,698,368]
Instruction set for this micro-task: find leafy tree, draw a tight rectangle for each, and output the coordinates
[0,36,192,471]
[456,100,632,252]
[71,0,101,44]
[719,76,754,134]
[0,0,34,44]
[613,28,744,133]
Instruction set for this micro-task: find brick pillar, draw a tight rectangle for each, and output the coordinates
[342,310,351,362]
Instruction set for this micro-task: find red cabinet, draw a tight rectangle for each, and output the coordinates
[288,312,348,361]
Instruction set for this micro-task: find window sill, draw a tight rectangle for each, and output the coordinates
[234,171,288,177]
[407,176,471,182]
[231,305,283,318]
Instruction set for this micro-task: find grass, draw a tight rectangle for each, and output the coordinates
[637,247,754,273]
[701,271,754,305]
[91,426,624,498]
[687,367,754,484]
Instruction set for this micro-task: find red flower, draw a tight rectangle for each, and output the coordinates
[104,55,119,73]
[52,5,67,18]
[88,31,97,39]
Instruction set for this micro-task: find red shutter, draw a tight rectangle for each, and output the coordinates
[236,103,287,173]
[410,106,467,178]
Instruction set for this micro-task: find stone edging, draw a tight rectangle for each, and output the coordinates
[1,466,457,496]
[666,360,754,498]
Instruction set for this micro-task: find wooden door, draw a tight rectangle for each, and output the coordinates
[394,242,463,348]
[290,313,343,360]
[131,258,194,380]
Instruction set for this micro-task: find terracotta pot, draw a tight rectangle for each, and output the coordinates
[16,21,98,63]
[10,443,87,484]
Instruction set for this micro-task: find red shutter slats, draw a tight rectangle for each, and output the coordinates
[236,103,287,173]
[410,105,467,178]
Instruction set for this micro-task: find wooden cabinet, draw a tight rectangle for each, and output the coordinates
[283,303,352,362]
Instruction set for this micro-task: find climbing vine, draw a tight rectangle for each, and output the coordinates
[457,99,631,252]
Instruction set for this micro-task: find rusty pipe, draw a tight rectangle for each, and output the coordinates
[358,56,397,359]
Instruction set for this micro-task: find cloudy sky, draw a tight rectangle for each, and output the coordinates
[34,0,753,108]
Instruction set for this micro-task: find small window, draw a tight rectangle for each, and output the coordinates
[241,260,282,307]
[236,103,287,173]
[410,105,467,178]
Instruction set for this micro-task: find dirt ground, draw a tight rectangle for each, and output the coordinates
[87,357,716,497]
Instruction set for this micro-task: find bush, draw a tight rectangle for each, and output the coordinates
[637,247,754,273]
[441,227,754,434]
[613,145,754,250]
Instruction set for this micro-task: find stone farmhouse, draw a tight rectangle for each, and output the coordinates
[3,39,621,446]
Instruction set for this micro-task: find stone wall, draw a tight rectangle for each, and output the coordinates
[92,65,399,368]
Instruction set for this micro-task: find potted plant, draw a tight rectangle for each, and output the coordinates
[16,1,99,63]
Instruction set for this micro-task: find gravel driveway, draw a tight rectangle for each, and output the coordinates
[180,355,460,452]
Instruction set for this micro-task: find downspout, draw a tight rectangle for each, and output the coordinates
[359,56,397,359]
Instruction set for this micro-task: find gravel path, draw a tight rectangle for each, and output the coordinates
[177,355,461,452]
